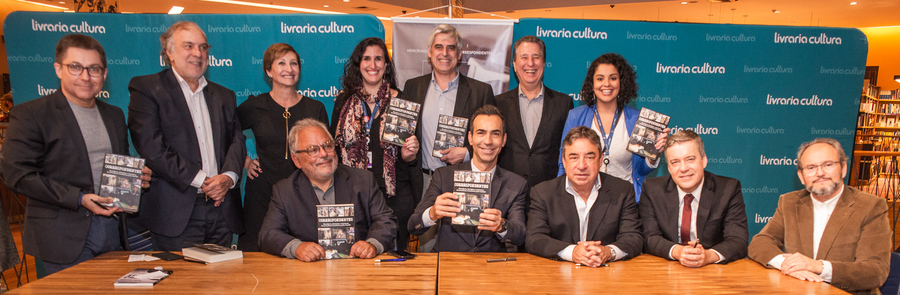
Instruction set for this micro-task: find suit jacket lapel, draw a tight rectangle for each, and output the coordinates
[817,187,855,259]
[796,194,816,257]
[162,70,201,153]
[695,173,715,239]
[664,178,681,241]
[532,86,557,150]
[559,179,581,243]
[505,87,529,151]
[96,102,122,154]
[586,179,610,240]
[333,166,351,205]
[453,76,471,117]
[203,85,224,163]
[53,93,93,191]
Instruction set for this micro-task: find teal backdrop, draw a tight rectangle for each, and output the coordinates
[511,18,867,237]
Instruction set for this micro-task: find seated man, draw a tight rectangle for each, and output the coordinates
[639,130,748,267]
[526,126,642,267]
[408,105,527,252]
[258,119,397,261]
[749,138,890,293]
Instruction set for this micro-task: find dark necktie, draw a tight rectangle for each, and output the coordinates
[680,194,694,245]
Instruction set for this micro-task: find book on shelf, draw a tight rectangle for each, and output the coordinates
[114,268,172,287]
[626,108,671,161]
[433,115,469,158]
[181,244,243,263]
[99,153,145,213]
[380,98,421,146]
[450,170,491,226]
[317,204,355,259]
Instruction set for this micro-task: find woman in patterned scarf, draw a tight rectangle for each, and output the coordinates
[330,37,420,251]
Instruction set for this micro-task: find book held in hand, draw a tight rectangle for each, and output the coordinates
[114,268,172,287]
[317,204,356,259]
[451,170,491,226]
[99,153,145,213]
[381,98,421,146]
[181,244,243,263]
[433,115,468,158]
[626,108,671,161]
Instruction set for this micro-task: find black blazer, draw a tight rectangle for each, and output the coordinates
[526,174,643,260]
[258,165,397,256]
[495,85,573,190]
[639,171,749,263]
[1,91,128,264]
[408,161,527,252]
[128,69,246,238]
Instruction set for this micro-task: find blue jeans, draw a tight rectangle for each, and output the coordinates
[43,215,120,276]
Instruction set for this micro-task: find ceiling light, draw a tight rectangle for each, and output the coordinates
[850,2,858,5]
[895,75,900,83]
[343,0,349,2]
[168,6,184,14]
[15,0,67,10]
[201,0,342,14]
[681,1,688,4]
[58,1,65,3]
[772,9,781,13]
[323,5,329,7]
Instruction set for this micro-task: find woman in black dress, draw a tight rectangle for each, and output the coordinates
[330,37,420,251]
[237,43,328,251]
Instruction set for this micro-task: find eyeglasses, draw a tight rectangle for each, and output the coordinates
[800,160,841,175]
[294,140,335,157]
[63,63,104,77]
[182,42,211,53]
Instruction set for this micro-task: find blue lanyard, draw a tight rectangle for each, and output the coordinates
[593,106,621,157]
[362,99,379,135]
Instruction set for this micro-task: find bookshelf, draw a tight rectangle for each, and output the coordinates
[852,82,900,190]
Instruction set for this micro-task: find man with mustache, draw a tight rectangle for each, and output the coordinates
[128,21,245,250]
[639,130,748,267]
[749,138,891,294]
[258,119,397,261]
[408,105,527,252]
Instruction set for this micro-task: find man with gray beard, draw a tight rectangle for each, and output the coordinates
[749,138,890,294]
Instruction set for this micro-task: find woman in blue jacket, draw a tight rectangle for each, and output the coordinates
[558,53,669,200]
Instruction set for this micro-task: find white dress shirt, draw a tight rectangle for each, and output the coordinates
[666,180,725,263]
[766,184,842,282]
[590,112,658,184]
[557,176,627,262]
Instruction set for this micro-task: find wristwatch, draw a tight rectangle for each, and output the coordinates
[498,218,508,232]
[608,247,617,261]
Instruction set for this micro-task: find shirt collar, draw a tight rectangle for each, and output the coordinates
[565,174,602,198]
[430,70,460,90]
[471,161,498,177]
[517,83,545,100]
[811,184,843,207]
[171,68,208,95]
[676,178,704,200]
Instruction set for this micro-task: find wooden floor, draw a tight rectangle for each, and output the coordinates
[2,220,37,292]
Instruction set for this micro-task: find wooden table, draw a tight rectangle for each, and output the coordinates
[437,253,848,294]
[8,252,437,294]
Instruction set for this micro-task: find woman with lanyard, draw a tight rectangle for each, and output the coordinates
[331,37,420,251]
[558,53,669,200]
[238,43,328,251]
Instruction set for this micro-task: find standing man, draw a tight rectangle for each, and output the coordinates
[129,21,245,250]
[749,138,891,293]
[639,130,748,267]
[496,35,573,192]
[526,126,642,267]
[2,34,150,274]
[258,119,396,261]
[408,105,527,252]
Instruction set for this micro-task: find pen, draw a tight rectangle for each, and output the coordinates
[374,259,406,262]
[575,263,609,267]
[486,257,517,262]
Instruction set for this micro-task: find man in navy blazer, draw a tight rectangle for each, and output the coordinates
[258,119,396,261]
[409,105,527,252]
[2,34,149,274]
[128,21,245,250]
[639,130,748,267]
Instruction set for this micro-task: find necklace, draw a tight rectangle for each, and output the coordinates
[283,107,291,159]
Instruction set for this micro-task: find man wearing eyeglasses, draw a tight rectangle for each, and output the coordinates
[128,21,246,251]
[2,34,150,274]
[258,118,397,261]
[749,138,891,294]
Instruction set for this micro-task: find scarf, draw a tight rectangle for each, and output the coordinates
[334,82,399,197]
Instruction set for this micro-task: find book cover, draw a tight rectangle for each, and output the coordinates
[181,244,243,263]
[100,153,145,213]
[451,170,491,226]
[317,204,355,259]
[114,268,172,287]
[433,115,469,158]
[626,108,671,161]
[381,98,421,146]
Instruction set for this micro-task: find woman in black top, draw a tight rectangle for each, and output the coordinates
[237,43,328,251]
[331,37,420,251]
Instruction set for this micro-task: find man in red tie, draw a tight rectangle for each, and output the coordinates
[638,130,749,267]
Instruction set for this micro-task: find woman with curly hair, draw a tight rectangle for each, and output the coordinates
[330,37,419,251]
[558,53,669,199]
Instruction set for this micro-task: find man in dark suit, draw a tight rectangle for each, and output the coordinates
[128,21,245,250]
[639,130,748,267]
[408,105,527,252]
[403,24,496,251]
[749,138,890,294]
[496,36,573,191]
[258,119,396,261]
[2,34,149,274]
[526,126,642,267]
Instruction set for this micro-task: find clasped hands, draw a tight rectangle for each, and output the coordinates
[572,241,613,267]
[295,241,378,262]
[672,241,717,268]
[779,253,825,282]
[428,192,505,232]
[202,174,233,207]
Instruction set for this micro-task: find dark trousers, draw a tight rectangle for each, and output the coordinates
[44,215,120,275]
[385,187,416,252]
[151,197,233,251]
